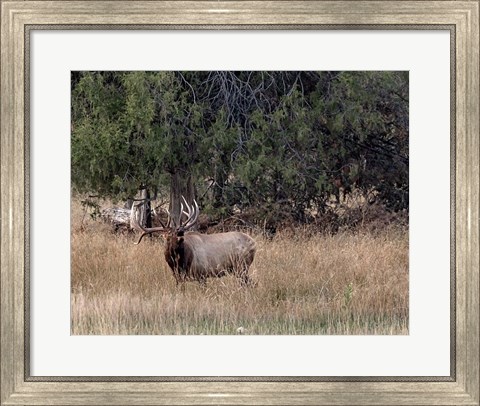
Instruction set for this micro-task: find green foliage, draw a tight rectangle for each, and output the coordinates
[71,71,409,227]
[80,198,101,220]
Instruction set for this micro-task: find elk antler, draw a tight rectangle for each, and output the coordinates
[179,196,199,231]
[131,197,199,244]
[130,202,168,244]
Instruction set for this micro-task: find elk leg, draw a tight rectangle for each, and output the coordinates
[173,269,181,286]
[241,274,251,287]
[177,271,187,292]
[173,268,187,292]
[174,277,185,293]
[198,276,207,288]
[237,264,252,287]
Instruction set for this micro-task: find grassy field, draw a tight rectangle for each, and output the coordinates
[71,201,409,335]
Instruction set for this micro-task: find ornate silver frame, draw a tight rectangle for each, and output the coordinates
[1,1,478,405]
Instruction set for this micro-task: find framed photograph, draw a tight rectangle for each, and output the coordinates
[1,1,478,405]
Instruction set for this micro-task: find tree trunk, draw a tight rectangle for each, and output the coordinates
[169,170,195,228]
[136,188,152,227]
[144,188,152,228]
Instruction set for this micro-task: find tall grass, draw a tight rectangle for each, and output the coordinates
[71,201,408,335]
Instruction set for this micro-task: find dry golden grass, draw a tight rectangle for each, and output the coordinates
[71,200,408,335]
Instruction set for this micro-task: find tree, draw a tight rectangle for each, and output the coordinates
[72,71,206,225]
[72,71,409,230]
[198,71,408,224]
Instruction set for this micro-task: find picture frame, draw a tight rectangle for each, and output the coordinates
[1,1,478,405]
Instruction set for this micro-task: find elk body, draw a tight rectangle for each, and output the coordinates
[131,198,256,286]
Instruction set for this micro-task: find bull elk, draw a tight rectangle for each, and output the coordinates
[131,198,256,287]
